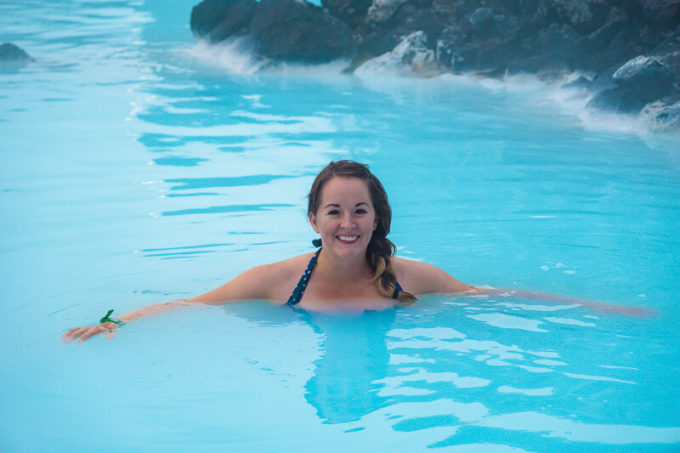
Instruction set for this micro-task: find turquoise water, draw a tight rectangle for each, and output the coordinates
[1,1,679,451]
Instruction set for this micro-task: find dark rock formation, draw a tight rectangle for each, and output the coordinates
[321,0,372,26]
[0,43,32,64]
[249,0,352,62]
[190,0,256,42]
[190,0,680,127]
[589,55,676,112]
[190,0,352,62]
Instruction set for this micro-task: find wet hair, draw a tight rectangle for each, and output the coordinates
[308,160,417,303]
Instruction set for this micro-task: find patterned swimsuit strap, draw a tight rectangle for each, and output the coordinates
[287,248,321,306]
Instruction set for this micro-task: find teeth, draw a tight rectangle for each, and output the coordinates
[338,235,358,241]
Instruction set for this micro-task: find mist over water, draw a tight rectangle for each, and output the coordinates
[186,37,678,138]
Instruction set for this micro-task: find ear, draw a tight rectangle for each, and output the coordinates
[309,212,320,233]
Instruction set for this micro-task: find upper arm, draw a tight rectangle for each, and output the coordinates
[188,262,287,305]
[393,258,473,295]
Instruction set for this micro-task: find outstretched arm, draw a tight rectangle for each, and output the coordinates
[393,258,655,317]
[62,262,286,344]
[471,287,656,317]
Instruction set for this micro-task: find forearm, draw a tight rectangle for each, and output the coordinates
[117,299,195,323]
[471,287,655,317]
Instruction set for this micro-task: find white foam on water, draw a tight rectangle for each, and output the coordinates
[261,58,351,76]
[186,38,351,77]
[187,38,267,74]
[438,70,680,139]
[188,38,679,139]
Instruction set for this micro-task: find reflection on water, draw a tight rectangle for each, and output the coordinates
[290,296,680,449]
[303,309,396,424]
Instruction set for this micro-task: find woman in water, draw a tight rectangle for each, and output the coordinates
[62,160,645,344]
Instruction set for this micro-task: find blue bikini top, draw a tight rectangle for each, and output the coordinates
[286,248,403,305]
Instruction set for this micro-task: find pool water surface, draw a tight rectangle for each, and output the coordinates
[1,1,679,451]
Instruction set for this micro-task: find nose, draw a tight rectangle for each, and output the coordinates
[340,212,354,229]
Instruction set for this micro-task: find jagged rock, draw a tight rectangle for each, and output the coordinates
[506,23,580,75]
[533,0,611,33]
[190,0,353,62]
[367,0,409,23]
[613,55,673,87]
[351,5,442,69]
[355,30,440,76]
[468,7,495,30]
[588,55,676,113]
[658,51,680,88]
[250,0,352,62]
[570,7,632,72]
[190,0,256,42]
[0,43,32,64]
[613,55,675,101]
[321,0,372,26]
[561,74,594,90]
[639,0,680,27]
[435,7,524,73]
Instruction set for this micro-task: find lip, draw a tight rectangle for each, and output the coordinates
[336,234,359,244]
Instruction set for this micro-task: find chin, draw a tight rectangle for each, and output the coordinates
[328,241,368,258]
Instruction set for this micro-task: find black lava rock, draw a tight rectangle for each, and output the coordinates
[190,0,257,42]
[0,43,32,64]
[588,55,676,113]
[250,0,352,62]
[189,0,680,118]
[191,0,353,62]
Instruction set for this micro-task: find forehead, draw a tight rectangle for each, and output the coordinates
[320,176,372,204]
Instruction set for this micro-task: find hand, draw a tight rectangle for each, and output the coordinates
[62,322,118,344]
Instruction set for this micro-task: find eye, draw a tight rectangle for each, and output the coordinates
[328,209,340,216]
[355,208,368,214]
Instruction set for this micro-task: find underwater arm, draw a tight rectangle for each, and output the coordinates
[469,287,656,317]
[61,263,283,344]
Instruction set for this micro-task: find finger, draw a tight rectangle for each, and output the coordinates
[62,326,88,343]
[62,329,76,343]
[75,326,104,344]
[106,328,117,340]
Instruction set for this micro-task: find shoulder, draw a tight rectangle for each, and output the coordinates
[253,253,314,282]
[191,252,316,304]
[391,256,472,295]
[245,252,316,295]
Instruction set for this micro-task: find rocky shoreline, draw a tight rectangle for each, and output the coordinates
[190,0,680,132]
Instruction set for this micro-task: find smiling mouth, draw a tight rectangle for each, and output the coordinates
[337,234,359,244]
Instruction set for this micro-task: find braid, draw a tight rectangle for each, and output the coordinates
[367,237,417,304]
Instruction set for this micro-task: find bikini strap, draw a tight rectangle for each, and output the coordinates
[287,248,321,306]
[392,281,403,300]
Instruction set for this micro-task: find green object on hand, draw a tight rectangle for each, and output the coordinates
[100,309,126,326]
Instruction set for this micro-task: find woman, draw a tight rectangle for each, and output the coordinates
[62,160,646,344]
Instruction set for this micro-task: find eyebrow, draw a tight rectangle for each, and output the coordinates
[323,202,370,209]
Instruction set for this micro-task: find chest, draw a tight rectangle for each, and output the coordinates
[301,276,383,303]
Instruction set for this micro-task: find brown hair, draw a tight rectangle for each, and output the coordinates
[308,160,417,303]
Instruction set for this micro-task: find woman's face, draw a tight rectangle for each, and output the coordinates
[309,176,377,260]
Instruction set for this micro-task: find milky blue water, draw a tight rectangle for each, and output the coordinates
[1,1,679,451]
